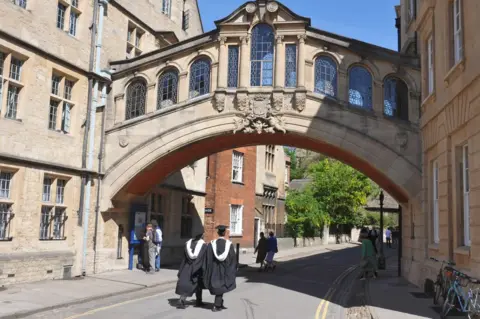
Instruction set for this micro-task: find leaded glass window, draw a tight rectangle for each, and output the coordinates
[315,56,337,97]
[126,80,147,120]
[57,3,66,30]
[250,24,275,87]
[189,59,211,99]
[285,44,297,88]
[348,66,372,109]
[227,46,239,88]
[6,85,19,119]
[157,70,178,109]
[384,77,409,121]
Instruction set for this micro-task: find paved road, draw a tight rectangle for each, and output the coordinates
[29,245,361,319]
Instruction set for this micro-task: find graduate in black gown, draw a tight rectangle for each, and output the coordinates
[203,225,237,312]
[175,233,208,309]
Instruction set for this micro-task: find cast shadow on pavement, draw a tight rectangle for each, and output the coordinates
[167,298,215,310]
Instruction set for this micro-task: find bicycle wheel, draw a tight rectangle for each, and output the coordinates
[441,289,455,319]
[433,280,442,305]
[467,298,480,319]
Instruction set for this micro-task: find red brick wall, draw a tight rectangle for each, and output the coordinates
[204,146,257,249]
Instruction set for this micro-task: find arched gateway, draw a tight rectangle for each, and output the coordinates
[100,0,422,282]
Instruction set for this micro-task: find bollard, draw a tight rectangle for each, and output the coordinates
[236,243,240,270]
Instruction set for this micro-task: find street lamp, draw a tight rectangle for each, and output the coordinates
[378,191,386,270]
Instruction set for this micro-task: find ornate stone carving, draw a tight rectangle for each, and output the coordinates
[219,36,227,46]
[395,132,408,149]
[214,92,226,112]
[246,2,257,13]
[272,92,283,111]
[266,1,279,13]
[297,34,307,43]
[275,35,284,44]
[235,92,249,111]
[118,136,129,148]
[294,91,307,112]
[233,94,286,134]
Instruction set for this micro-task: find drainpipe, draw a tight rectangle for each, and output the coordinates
[79,0,99,226]
[82,0,107,276]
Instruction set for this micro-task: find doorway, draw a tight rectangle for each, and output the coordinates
[254,218,260,248]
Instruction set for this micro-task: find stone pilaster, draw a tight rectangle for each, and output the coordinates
[274,35,284,88]
[217,36,228,89]
[297,34,307,88]
[239,36,250,88]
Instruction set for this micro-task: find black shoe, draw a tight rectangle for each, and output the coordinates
[176,301,186,309]
[195,301,205,307]
[221,305,227,310]
[212,306,222,312]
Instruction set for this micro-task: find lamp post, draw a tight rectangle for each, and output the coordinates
[378,191,386,270]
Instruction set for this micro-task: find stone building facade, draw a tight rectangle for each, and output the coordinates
[0,0,203,284]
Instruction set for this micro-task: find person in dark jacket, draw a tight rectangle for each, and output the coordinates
[254,232,268,272]
[203,225,237,312]
[175,233,207,309]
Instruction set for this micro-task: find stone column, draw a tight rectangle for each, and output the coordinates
[372,80,383,114]
[297,34,307,88]
[217,37,228,89]
[146,83,156,114]
[239,36,250,88]
[178,71,189,102]
[274,35,284,88]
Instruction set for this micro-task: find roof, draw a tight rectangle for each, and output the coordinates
[366,191,399,210]
[288,178,312,191]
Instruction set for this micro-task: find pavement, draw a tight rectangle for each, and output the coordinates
[0,242,358,319]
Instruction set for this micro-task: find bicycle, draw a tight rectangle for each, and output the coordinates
[441,269,480,319]
[430,257,456,305]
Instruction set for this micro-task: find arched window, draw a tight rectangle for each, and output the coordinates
[157,70,178,109]
[189,59,211,99]
[250,24,275,87]
[348,66,372,109]
[314,56,337,97]
[125,79,147,120]
[384,77,409,121]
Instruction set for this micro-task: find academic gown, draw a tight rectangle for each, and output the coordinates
[203,238,237,295]
[175,239,207,297]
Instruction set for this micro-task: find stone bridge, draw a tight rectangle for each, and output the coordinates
[100,0,421,212]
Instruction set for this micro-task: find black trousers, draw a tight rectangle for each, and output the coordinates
[214,294,223,307]
[180,286,203,302]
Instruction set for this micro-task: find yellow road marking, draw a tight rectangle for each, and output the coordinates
[64,290,171,319]
[321,300,330,319]
[315,287,334,319]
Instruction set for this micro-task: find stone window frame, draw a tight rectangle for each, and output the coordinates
[157,68,179,109]
[126,21,145,59]
[162,0,172,17]
[265,145,275,172]
[348,65,373,111]
[40,174,70,241]
[460,144,470,247]
[231,150,244,184]
[227,45,240,89]
[431,159,440,245]
[383,75,409,121]
[229,204,243,236]
[125,78,147,120]
[262,187,277,232]
[0,167,17,242]
[180,195,193,238]
[48,70,76,134]
[285,43,297,88]
[0,51,27,121]
[12,0,27,9]
[56,1,81,37]
[444,0,465,86]
[182,9,190,31]
[188,57,212,99]
[314,54,338,98]
[426,34,435,97]
[250,23,275,87]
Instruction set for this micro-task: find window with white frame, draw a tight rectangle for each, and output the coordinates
[462,145,470,246]
[0,170,14,241]
[57,3,67,29]
[162,0,171,16]
[231,151,244,183]
[265,145,275,172]
[452,0,463,64]
[40,176,68,240]
[126,22,144,58]
[69,11,79,36]
[432,161,439,244]
[230,204,243,236]
[0,53,25,120]
[12,0,27,8]
[48,73,75,133]
[427,35,434,95]
[57,1,81,36]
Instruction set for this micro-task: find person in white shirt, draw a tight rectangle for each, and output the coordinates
[385,227,392,248]
[152,220,163,271]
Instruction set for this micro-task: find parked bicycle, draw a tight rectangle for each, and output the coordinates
[441,269,480,319]
[430,257,456,305]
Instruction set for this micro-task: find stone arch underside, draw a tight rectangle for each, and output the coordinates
[101,102,421,212]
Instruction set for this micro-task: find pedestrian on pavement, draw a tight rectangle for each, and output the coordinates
[142,223,156,274]
[175,233,208,309]
[254,232,268,272]
[360,230,378,280]
[385,227,392,248]
[265,231,278,271]
[151,219,163,271]
[203,225,237,312]
[368,227,378,254]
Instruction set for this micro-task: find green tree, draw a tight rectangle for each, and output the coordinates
[284,147,304,180]
[307,159,373,226]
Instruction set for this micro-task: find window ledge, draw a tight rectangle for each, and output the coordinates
[422,91,436,107]
[0,198,14,204]
[428,243,440,251]
[0,237,13,242]
[3,117,23,124]
[454,246,470,256]
[39,237,67,241]
[444,58,466,87]
[230,234,243,238]
[232,180,244,185]
[8,79,24,88]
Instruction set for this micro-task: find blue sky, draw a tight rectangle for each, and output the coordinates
[198,0,399,51]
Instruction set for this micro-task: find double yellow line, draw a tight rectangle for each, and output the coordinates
[314,265,357,319]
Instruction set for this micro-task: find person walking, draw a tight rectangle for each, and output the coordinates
[176,233,208,309]
[368,227,379,254]
[142,223,156,274]
[385,227,392,248]
[254,232,268,272]
[203,225,237,312]
[151,220,163,271]
[359,229,378,280]
[265,231,278,271]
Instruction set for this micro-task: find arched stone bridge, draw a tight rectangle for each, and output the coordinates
[101,0,421,212]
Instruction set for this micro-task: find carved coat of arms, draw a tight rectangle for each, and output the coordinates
[233,95,286,134]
